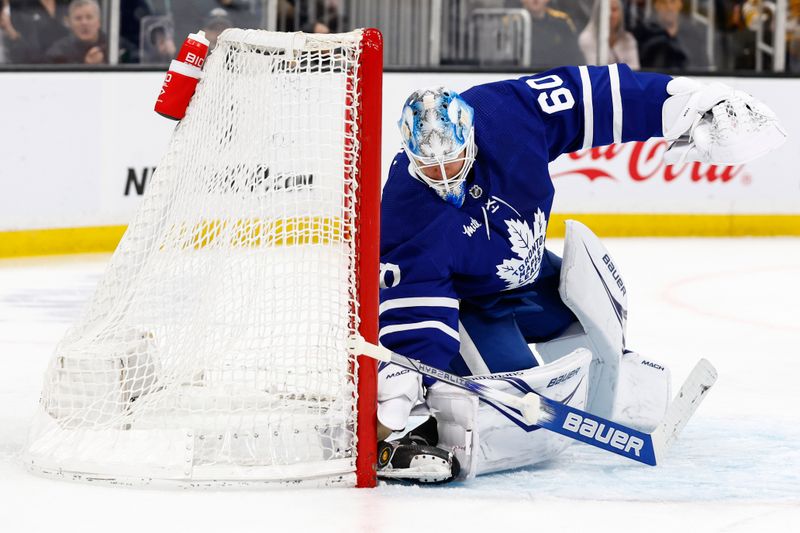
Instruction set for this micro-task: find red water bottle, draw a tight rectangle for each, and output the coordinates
[154,30,210,121]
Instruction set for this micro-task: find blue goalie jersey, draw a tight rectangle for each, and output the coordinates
[379,64,671,376]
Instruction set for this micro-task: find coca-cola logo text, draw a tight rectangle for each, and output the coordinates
[552,141,745,184]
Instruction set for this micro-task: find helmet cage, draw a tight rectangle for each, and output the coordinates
[404,127,477,201]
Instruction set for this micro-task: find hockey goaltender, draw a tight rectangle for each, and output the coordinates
[372,64,785,483]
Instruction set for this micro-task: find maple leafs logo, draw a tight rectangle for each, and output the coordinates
[495,209,547,289]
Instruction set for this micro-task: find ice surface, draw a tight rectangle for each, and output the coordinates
[1,239,799,532]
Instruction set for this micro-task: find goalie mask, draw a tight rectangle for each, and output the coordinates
[398,87,477,207]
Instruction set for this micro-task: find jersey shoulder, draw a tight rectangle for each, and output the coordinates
[461,78,549,152]
[462,78,542,124]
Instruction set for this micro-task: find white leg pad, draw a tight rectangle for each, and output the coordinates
[427,348,592,479]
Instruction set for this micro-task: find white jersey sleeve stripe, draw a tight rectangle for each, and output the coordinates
[458,321,491,375]
[379,321,460,342]
[578,65,593,149]
[379,297,459,315]
[608,63,623,144]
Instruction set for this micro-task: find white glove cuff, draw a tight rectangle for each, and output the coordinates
[377,364,424,431]
[662,78,734,139]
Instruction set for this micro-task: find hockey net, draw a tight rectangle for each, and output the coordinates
[25,29,382,487]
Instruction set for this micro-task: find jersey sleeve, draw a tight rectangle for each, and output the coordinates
[518,64,672,161]
[379,239,460,383]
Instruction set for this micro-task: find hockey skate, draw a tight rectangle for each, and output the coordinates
[377,417,460,485]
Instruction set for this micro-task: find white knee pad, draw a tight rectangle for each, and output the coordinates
[427,348,591,479]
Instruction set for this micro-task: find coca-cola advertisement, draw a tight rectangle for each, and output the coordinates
[554,141,743,185]
[548,138,762,215]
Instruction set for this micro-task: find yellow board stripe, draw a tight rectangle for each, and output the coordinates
[0,214,799,258]
[0,225,128,258]
[547,214,800,238]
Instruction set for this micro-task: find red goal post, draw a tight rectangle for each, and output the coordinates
[354,27,382,489]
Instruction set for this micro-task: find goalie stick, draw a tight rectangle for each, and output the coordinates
[349,337,717,466]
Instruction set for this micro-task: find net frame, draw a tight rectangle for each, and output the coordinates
[24,28,382,488]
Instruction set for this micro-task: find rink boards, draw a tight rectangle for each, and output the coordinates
[1,71,799,257]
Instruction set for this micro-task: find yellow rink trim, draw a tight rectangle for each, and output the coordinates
[546,214,800,238]
[0,225,128,258]
[0,214,799,258]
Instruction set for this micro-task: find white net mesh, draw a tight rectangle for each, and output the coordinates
[26,29,368,486]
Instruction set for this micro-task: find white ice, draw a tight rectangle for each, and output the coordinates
[1,239,799,533]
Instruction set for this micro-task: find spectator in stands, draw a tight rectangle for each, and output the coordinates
[579,0,640,68]
[790,0,800,71]
[0,1,12,62]
[714,1,754,71]
[171,0,260,45]
[623,0,647,32]
[633,0,711,70]
[212,0,259,28]
[275,0,340,34]
[45,0,132,64]
[1,0,69,63]
[305,0,340,33]
[202,7,234,50]
[743,0,800,71]
[119,0,154,63]
[549,0,594,31]
[140,19,176,64]
[520,0,584,68]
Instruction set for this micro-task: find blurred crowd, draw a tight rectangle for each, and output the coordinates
[527,0,793,71]
[472,0,799,71]
[0,0,797,71]
[0,0,340,65]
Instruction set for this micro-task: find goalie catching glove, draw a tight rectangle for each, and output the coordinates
[662,77,786,165]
